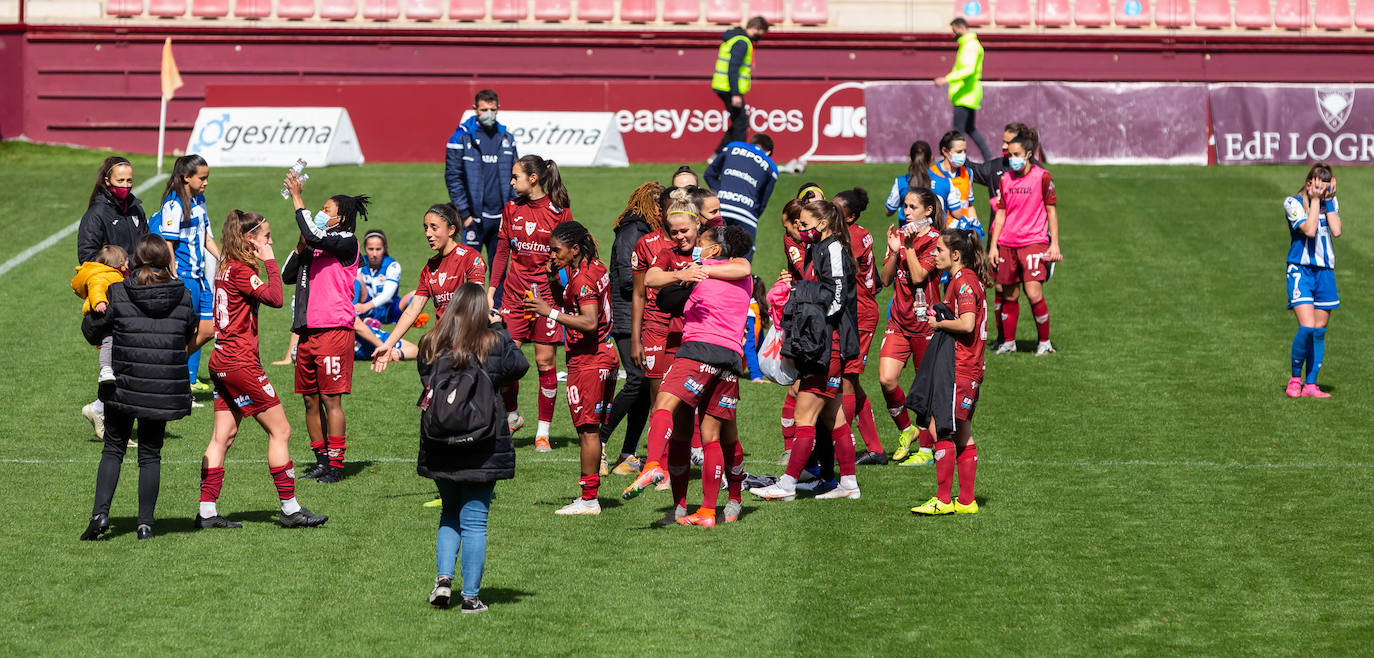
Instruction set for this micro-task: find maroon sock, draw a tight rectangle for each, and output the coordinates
[691,415,702,450]
[992,292,1005,344]
[668,440,690,509]
[785,426,817,479]
[917,427,935,450]
[1000,298,1019,344]
[326,435,347,468]
[934,440,956,504]
[854,397,883,453]
[579,473,599,500]
[645,408,672,468]
[200,466,224,503]
[537,368,557,425]
[270,461,295,500]
[780,393,796,451]
[308,438,325,455]
[1031,298,1050,342]
[700,441,724,511]
[833,424,857,477]
[956,444,978,505]
[842,393,856,426]
[502,383,519,416]
[883,386,911,431]
[725,441,745,503]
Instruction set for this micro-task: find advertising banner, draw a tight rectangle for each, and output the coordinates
[185,107,365,167]
[460,110,627,167]
[1209,84,1374,165]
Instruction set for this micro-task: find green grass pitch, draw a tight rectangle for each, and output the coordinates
[1,142,1371,654]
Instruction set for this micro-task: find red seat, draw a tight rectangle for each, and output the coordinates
[320,0,358,17]
[1155,0,1190,25]
[448,0,485,19]
[995,0,1031,24]
[663,0,699,22]
[405,0,444,19]
[791,0,828,23]
[1357,0,1374,27]
[1275,0,1310,26]
[363,0,401,18]
[193,0,229,17]
[534,0,569,19]
[148,0,187,16]
[106,0,143,16]
[1234,0,1272,25]
[1115,0,1152,25]
[1314,0,1352,27]
[491,0,527,19]
[1036,0,1072,25]
[233,0,271,17]
[1194,0,1232,25]
[750,0,785,24]
[276,0,314,17]
[705,0,740,23]
[1074,0,1111,25]
[577,0,613,21]
[619,0,656,20]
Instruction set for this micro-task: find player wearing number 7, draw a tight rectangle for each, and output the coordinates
[1283,163,1341,398]
[987,135,1060,356]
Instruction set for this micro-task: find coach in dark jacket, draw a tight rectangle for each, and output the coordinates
[445,89,519,266]
[77,158,149,265]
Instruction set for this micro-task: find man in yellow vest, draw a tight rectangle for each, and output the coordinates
[711,16,769,156]
[934,18,993,160]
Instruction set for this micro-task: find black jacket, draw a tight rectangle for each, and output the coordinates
[782,236,858,373]
[77,189,149,265]
[609,214,652,337]
[416,324,529,483]
[905,302,958,438]
[82,278,197,421]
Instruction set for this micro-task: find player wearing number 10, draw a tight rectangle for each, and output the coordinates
[1284,163,1341,398]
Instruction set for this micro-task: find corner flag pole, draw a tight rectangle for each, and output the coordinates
[158,38,184,176]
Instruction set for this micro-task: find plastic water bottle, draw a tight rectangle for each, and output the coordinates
[523,284,539,321]
[281,159,309,199]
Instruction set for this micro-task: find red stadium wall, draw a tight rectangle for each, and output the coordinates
[8,23,1374,159]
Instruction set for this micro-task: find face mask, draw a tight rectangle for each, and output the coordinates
[313,210,335,231]
[950,153,967,167]
[110,186,132,201]
[1008,156,1027,172]
[691,246,704,264]
[799,227,823,244]
[477,111,498,128]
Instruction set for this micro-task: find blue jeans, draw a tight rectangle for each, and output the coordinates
[435,479,494,598]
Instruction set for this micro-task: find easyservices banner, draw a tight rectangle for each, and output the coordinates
[1209,84,1374,165]
[185,107,365,167]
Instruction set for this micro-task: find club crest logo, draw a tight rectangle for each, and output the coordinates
[1315,87,1355,132]
[525,221,537,234]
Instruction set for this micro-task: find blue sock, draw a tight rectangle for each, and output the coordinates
[1306,328,1326,385]
[1291,326,1313,377]
[188,347,201,384]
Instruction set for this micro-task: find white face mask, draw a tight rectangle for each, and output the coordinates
[1008,156,1027,172]
[950,153,967,167]
[477,110,498,128]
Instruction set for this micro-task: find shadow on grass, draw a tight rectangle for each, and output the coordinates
[478,587,534,605]
[101,507,287,538]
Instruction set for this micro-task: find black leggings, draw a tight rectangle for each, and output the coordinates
[90,408,166,527]
[599,336,650,457]
[714,91,749,155]
[952,105,994,162]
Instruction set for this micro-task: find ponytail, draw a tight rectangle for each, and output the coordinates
[517,155,572,209]
[906,141,932,190]
[943,230,994,289]
[163,154,208,224]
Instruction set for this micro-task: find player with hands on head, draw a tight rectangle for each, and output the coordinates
[1283,163,1341,398]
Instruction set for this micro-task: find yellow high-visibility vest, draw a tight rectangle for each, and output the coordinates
[711,34,754,95]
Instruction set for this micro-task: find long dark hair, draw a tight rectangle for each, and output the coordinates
[329,194,371,233]
[132,234,175,285]
[942,229,994,288]
[803,198,857,273]
[90,156,133,205]
[517,155,571,209]
[833,187,870,224]
[162,154,208,224]
[417,282,497,368]
[906,141,932,190]
[906,186,945,229]
[550,220,598,265]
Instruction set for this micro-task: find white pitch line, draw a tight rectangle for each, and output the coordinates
[2,457,1371,469]
[0,174,168,279]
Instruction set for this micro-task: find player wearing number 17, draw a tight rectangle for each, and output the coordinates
[987,135,1060,356]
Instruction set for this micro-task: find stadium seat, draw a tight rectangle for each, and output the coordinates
[1193,0,1232,26]
[448,0,485,19]
[405,0,444,19]
[662,0,699,22]
[791,0,828,23]
[1234,0,1272,25]
[1154,0,1189,25]
[1036,0,1072,25]
[276,0,316,17]
[1115,0,1152,25]
[995,0,1031,25]
[705,0,741,23]
[618,0,656,20]
[193,0,229,17]
[363,0,401,18]
[148,0,187,16]
[233,0,272,17]
[750,0,785,24]
[576,0,613,21]
[1314,0,1352,27]
[1074,0,1111,25]
[320,0,358,17]
[957,0,991,25]
[533,0,569,19]
[107,0,143,15]
[491,0,528,19]
[1275,0,1310,26]
[1357,0,1374,27]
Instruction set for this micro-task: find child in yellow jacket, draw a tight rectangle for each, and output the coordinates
[72,245,129,385]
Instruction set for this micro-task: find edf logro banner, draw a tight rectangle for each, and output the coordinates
[1210,84,1374,165]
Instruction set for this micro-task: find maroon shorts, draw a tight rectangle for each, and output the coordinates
[565,343,618,428]
[797,336,843,400]
[843,329,875,375]
[211,361,281,416]
[643,328,682,380]
[879,328,933,366]
[995,243,1051,286]
[499,305,562,345]
[659,358,741,421]
[294,328,354,395]
[952,375,982,421]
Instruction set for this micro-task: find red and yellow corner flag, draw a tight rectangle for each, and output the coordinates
[160,38,183,101]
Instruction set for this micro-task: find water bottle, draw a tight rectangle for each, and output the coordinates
[281,159,309,199]
[523,284,539,322]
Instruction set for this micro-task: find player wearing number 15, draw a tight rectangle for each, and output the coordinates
[1283,163,1341,399]
[988,136,1060,356]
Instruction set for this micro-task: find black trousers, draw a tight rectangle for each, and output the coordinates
[952,105,994,162]
[714,91,749,154]
[90,408,166,527]
[599,336,650,457]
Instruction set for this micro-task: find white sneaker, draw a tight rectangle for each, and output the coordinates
[1035,340,1056,355]
[749,484,796,501]
[507,411,525,433]
[554,497,601,515]
[81,404,104,439]
[995,341,1017,355]
[98,367,116,383]
[815,484,861,500]
[190,399,205,409]
[690,447,704,466]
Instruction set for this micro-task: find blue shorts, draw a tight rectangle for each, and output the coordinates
[361,300,405,325]
[1287,264,1339,310]
[184,276,214,321]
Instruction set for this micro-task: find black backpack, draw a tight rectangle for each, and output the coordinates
[420,355,501,448]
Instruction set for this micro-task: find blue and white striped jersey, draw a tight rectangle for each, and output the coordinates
[1285,194,1337,269]
[153,191,210,280]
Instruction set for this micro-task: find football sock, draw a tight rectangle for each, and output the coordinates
[1291,326,1313,377]
[839,474,858,490]
[537,369,557,425]
[833,424,857,478]
[726,441,745,502]
[934,440,956,504]
[1307,328,1326,385]
[780,393,796,451]
[326,435,347,468]
[993,292,1005,344]
[701,441,724,510]
[691,416,702,450]
[536,420,551,438]
[270,461,295,503]
[785,426,817,480]
[91,399,105,415]
[883,386,911,431]
[668,440,690,510]
[199,465,224,514]
[918,427,935,450]
[1031,298,1050,342]
[188,347,201,384]
[1000,299,1019,345]
[645,408,672,469]
[855,397,883,453]
[578,473,600,500]
[502,384,519,417]
[956,444,978,506]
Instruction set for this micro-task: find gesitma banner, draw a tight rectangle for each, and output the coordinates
[185,107,365,167]
[462,110,628,167]
[1210,84,1374,165]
